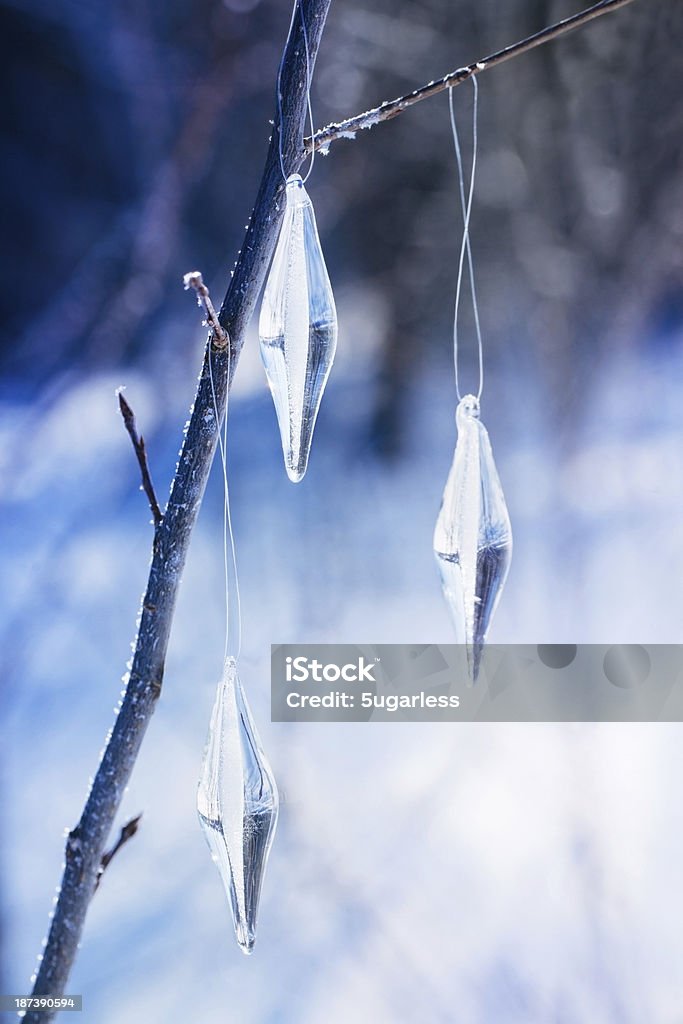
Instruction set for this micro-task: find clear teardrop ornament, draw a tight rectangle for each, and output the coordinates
[197,657,279,955]
[433,394,512,681]
[259,173,338,482]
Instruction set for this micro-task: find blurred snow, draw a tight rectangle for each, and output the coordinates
[3,329,683,1023]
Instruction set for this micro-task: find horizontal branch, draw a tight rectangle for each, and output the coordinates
[309,0,638,153]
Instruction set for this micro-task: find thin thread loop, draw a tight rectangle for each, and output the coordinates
[277,0,315,184]
[449,75,483,401]
[208,343,242,665]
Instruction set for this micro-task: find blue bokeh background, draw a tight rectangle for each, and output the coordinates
[3,1,683,1021]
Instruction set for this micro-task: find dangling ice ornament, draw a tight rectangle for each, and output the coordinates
[259,173,337,482]
[197,657,279,954]
[433,394,512,682]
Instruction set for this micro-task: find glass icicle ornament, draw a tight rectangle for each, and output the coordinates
[433,395,512,681]
[197,657,279,955]
[259,173,337,482]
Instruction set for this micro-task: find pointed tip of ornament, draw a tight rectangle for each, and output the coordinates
[237,926,257,955]
[238,938,256,956]
[285,461,307,483]
[467,642,484,684]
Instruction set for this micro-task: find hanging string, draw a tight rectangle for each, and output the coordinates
[208,343,242,665]
[276,0,315,184]
[449,75,483,402]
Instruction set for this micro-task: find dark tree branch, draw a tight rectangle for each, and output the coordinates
[309,0,638,153]
[94,815,142,893]
[183,271,229,350]
[26,0,640,1015]
[26,1,331,1018]
[117,390,163,527]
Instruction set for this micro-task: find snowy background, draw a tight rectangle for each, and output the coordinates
[3,0,683,1021]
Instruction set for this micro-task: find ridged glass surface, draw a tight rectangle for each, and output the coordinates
[259,174,337,482]
[433,395,512,681]
[197,658,279,954]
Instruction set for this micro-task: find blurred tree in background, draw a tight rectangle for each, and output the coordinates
[3,0,681,448]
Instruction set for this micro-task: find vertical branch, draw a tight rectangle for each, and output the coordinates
[25,2,332,1017]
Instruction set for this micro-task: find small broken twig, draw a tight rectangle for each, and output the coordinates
[94,814,142,892]
[183,271,229,350]
[117,390,163,527]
